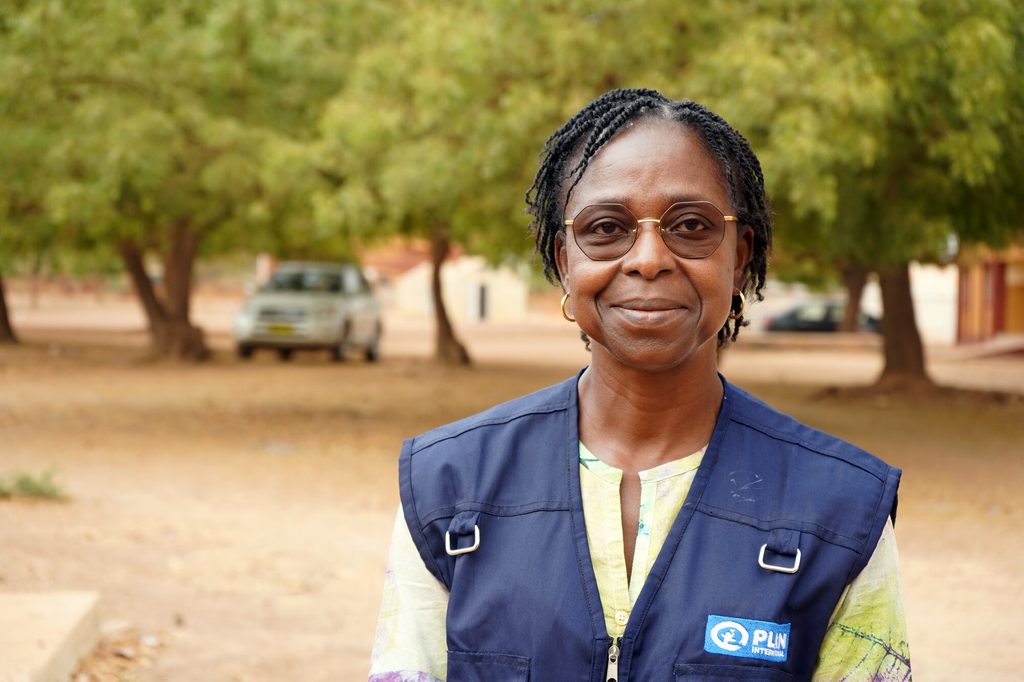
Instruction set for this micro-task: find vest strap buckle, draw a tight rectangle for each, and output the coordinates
[758,543,801,574]
[445,525,480,556]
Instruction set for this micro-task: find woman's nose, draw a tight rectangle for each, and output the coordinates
[620,223,677,278]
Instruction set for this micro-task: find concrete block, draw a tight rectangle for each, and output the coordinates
[0,592,100,682]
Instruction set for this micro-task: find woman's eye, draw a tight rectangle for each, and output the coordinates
[589,220,629,236]
[666,216,710,233]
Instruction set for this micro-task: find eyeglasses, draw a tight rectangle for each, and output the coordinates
[563,201,737,261]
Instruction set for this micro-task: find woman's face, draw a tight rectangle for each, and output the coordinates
[555,119,753,372]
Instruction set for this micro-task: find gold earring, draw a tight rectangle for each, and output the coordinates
[560,292,576,322]
[728,290,746,320]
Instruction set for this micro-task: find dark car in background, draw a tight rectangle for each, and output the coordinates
[763,301,881,333]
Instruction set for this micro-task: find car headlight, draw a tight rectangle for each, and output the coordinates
[234,304,256,336]
[235,305,254,324]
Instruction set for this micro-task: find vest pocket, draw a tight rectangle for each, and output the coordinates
[448,650,530,682]
[674,663,792,681]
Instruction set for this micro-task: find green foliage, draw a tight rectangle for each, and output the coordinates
[2,0,1021,310]
[769,251,838,291]
[0,469,68,501]
[686,0,1024,270]
[0,0,382,276]
[311,0,1023,285]
[313,0,699,266]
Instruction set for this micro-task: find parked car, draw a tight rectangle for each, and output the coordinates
[763,301,881,333]
[234,262,382,361]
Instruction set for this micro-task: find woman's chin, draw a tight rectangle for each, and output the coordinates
[589,333,719,374]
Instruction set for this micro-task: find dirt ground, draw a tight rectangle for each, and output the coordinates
[1,296,1023,681]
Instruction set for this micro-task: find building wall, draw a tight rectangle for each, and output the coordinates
[861,263,958,345]
[911,264,959,345]
[957,244,1024,343]
[958,264,987,342]
[390,256,529,324]
[1005,262,1024,333]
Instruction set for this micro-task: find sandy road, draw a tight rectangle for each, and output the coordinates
[1,299,1023,681]
[1,348,579,681]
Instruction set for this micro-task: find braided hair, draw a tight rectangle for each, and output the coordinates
[526,88,772,348]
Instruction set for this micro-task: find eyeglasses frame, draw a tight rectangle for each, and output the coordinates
[563,201,739,261]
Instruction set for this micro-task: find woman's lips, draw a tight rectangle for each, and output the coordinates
[615,298,684,311]
[611,299,687,326]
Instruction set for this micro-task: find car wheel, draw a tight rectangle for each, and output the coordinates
[365,322,382,363]
[331,321,351,363]
[237,345,254,360]
[278,348,294,361]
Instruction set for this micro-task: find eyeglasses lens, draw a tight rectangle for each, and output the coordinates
[570,202,726,260]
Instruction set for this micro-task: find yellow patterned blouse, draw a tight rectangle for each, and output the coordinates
[369,444,911,681]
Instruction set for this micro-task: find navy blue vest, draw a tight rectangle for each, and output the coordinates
[399,373,900,682]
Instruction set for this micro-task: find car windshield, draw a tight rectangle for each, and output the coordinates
[261,270,342,293]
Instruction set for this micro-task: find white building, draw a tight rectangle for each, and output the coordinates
[390,256,529,324]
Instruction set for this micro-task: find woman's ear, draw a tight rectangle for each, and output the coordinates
[733,225,754,289]
[554,231,569,288]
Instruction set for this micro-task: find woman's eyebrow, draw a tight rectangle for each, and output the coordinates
[584,192,712,207]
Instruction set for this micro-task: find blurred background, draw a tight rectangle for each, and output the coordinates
[1,1,1022,680]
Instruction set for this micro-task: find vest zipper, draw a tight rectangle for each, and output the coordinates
[605,637,620,682]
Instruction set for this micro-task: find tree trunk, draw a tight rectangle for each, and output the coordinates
[118,232,209,361]
[160,224,209,360]
[119,239,166,336]
[839,263,869,333]
[429,223,471,365]
[877,263,931,388]
[0,273,18,344]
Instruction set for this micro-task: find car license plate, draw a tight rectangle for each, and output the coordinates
[268,324,294,335]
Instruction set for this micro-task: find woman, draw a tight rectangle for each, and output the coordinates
[370,89,909,682]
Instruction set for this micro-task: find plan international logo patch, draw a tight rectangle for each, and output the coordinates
[704,614,791,662]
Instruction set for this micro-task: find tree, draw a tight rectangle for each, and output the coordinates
[687,0,1024,388]
[836,264,870,333]
[0,276,13,343]
[314,0,698,363]
[0,0,379,358]
[0,114,62,344]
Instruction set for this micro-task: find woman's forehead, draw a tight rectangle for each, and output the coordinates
[565,119,730,216]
